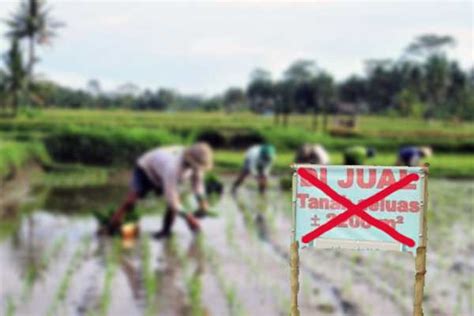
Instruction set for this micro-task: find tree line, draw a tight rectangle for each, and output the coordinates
[1,1,473,121]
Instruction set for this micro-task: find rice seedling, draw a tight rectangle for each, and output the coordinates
[20,236,66,300]
[141,235,158,316]
[186,272,204,316]
[233,196,259,240]
[203,243,246,316]
[85,238,121,316]
[453,290,463,316]
[46,237,91,316]
[174,234,207,313]
[167,235,188,270]
[225,209,236,248]
[5,296,15,316]
[3,236,66,315]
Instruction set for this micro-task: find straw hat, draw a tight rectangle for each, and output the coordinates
[184,142,214,171]
[420,146,433,158]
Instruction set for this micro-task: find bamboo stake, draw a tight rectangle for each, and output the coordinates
[290,241,300,316]
[290,171,300,316]
[413,165,429,316]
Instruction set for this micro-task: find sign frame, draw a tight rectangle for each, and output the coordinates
[289,164,429,316]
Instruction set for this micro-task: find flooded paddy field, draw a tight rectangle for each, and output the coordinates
[1,170,473,316]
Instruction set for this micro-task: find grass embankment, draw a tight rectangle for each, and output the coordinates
[1,109,473,152]
[215,151,474,178]
[1,109,473,135]
[0,141,51,179]
[0,109,472,177]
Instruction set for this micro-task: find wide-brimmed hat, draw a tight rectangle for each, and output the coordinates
[420,146,433,158]
[184,142,214,171]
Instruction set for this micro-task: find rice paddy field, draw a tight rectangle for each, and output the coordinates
[0,168,473,316]
[0,110,473,316]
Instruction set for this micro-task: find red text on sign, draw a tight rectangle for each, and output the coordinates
[297,194,421,213]
[300,168,417,190]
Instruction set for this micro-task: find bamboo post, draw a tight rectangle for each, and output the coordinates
[290,170,300,316]
[413,165,429,316]
[290,241,300,316]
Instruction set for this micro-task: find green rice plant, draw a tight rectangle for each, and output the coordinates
[168,235,188,269]
[3,236,65,315]
[97,238,121,316]
[47,237,91,316]
[21,236,66,300]
[0,141,51,178]
[186,273,204,316]
[141,235,158,316]
[233,197,258,240]
[225,209,237,248]
[224,286,240,315]
[5,295,15,316]
[203,243,246,316]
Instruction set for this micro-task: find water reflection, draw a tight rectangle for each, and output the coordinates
[90,233,208,315]
[41,185,126,214]
[233,193,270,241]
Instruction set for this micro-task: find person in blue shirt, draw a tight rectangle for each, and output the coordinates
[396,146,432,166]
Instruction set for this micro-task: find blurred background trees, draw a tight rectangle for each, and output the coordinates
[0,1,471,122]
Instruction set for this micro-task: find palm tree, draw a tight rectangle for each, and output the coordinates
[2,39,27,116]
[405,34,455,58]
[5,0,63,105]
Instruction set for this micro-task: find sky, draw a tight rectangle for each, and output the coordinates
[0,0,472,95]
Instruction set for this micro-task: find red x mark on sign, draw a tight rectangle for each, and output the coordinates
[297,168,420,247]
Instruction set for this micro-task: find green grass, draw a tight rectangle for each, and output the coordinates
[2,109,472,135]
[0,109,472,178]
[0,110,473,152]
[0,141,51,178]
[36,164,109,187]
[215,150,474,178]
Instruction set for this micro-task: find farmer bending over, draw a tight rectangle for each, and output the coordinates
[107,143,213,239]
[343,146,376,165]
[232,144,276,195]
[295,144,330,165]
[396,146,432,167]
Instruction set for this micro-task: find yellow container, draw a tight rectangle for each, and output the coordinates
[121,222,139,239]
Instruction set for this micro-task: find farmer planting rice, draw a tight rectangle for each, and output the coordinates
[105,143,214,239]
[232,144,276,195]
[396,146,432,166]
[295,144,330,164]
[343,145,376,165]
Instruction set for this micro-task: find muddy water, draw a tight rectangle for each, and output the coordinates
[0,175,473,316]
